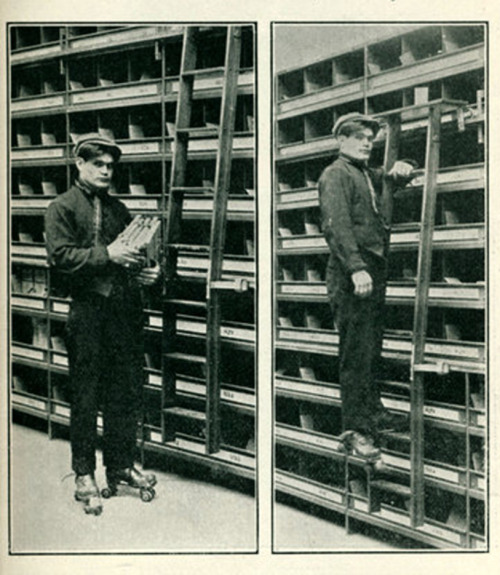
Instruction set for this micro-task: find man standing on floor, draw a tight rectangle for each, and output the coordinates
[45,134,160,515]
[319,113,416,460]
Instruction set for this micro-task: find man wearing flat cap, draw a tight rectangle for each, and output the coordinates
[319,113,416,460]
[45,134,160,514]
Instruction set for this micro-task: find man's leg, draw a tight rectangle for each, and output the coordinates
[65,295,105,514]
[337,287,382,435]
[65,296,104,475]
[101,292,144,471]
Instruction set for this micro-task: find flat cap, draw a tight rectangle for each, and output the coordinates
[332,113,380,139]
[73,133,122,161]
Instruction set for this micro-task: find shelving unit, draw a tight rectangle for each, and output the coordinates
[274,24,486,549]
[10,24,256,482]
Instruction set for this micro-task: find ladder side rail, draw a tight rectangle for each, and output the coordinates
[409,103,442,528]
[206,26,242,454]
[164,26,198,283]
[380,114,402,226]
[162,27,198,438]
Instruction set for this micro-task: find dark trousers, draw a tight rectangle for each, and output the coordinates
[65,288,144,475]
[326,253,387,435]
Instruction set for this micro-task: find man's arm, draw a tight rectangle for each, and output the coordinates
[319,167,367,275]
[45,201,110,274]
[45,200,145,274]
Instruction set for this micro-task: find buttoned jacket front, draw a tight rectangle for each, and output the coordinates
[319,155,390,275]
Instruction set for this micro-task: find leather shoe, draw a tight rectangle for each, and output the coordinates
[339,430,381,460]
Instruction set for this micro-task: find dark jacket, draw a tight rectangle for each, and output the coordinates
[319,155,390,275]
[45,184,133,298]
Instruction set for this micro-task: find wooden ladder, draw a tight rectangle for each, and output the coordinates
[379,99,467,528]
[162,26,243,454]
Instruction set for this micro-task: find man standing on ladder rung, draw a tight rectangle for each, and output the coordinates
[319,113,416,461]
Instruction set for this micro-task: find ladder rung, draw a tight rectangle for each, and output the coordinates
[175,126,219,136]
[164,298,207,309]
[370,479,412,498]
[380,431,411,442]
[164,352,207,364]
[163,406,207,421]
[181,66,225,77]
[170,187,214,194]
[167,243,210,253]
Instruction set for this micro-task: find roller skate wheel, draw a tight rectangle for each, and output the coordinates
[140,488,155,502]
[85,503,103,516]
[101,487,114,499]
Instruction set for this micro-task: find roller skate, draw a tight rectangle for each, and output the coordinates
[338,430,385,471]
[101,466,157,502]
[74,474,103,516]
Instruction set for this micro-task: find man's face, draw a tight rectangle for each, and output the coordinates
[76,152,114,189]
[338,126,375,162]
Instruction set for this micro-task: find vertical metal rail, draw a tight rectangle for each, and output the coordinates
[206,26,242,454]
[409,103,442,527]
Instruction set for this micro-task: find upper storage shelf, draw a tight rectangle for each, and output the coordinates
[276,25,485,119]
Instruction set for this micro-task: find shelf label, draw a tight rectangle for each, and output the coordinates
[470,537,486,550]
[12,147,65,160]
[149,430,162,443]
[51,301,70,314]
[220,325,254,342]
[423,464,461,484]
[12,296,46,310]
[12,95,65,112]
[475,413,486,427]
[276,425,341,451]
[12,44,61,62]
[280,236,326,250]
[423,404,462,423]
[53,404,71,418]
[69,26,169,49]
[215,450,254,468]
[177,318,205,334]
[425,341,481,360]
[379,506,411,526]
[52,353,68,367]
[277,473,344,504]
[279,283,327,295]
[351,497,370,513]
[279,328,338,346]
[174,436,205,454]
[72,83,159,104]
[12,345,45,362]
[12,197,51,210]
[148,373,162,387]
[11,244,47,257]
[278,189,318,204]
[275,378,340,400]
[148,315,163,328]
[176,379,204,395]
[122,198,159,211]
[13,394,47,412]
[221,388,255,407]
[120,141,161,155]
[419,523,463,545]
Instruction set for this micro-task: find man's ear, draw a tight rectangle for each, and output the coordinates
[75,157,84,172]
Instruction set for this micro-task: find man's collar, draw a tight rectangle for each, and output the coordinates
[338,153,369,169]
[75,179,109,198]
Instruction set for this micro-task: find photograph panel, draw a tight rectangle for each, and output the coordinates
[273,22,486,552]
[9,22,257,554]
